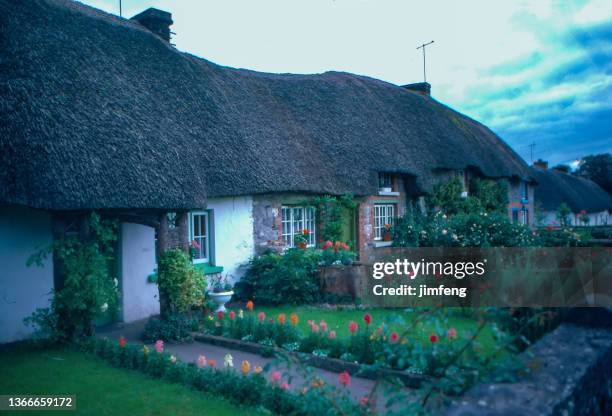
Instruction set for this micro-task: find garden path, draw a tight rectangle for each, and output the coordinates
[97,319,415,412]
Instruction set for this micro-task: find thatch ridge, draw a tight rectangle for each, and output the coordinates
[532,168,612,213]
[1,0,531,210]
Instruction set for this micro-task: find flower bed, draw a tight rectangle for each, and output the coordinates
[198,302,518,389]
[80,336,368,415]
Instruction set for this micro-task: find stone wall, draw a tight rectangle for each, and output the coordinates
[445,319,612,416]
[318,264,367,301]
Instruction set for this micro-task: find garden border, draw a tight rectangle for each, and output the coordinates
[193,332,428,388]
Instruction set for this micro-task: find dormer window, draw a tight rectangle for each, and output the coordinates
[378,173,393,192]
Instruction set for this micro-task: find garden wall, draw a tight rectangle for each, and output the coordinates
[0,205,54,343]
[318,264,367,301]
[445,320,612,416]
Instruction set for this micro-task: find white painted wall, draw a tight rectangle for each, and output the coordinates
[120,223,159,322]
[207,196,254,283]
[0,206,54,343]
[538,210,611,227]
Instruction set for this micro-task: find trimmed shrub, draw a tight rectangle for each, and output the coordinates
[234,248,321,305]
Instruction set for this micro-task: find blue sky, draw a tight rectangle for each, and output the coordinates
[84,0,612,166]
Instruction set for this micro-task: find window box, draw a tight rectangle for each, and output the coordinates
[374,241,393,248]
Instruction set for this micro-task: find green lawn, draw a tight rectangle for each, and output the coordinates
[252,305,498,353]
[0,345,265,416]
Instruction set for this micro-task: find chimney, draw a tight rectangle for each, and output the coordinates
[130,8,173,42]
[533,159,548,170]
[402,82,431,96]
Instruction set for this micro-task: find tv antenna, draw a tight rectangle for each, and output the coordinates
[119,0,122,17]
[416,40,434,82]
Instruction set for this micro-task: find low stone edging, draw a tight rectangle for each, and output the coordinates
[444,320,612,416]
[193,332,427,388]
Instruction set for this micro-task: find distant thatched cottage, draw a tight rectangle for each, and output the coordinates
[1,0,534,342]
[531,161,612,227]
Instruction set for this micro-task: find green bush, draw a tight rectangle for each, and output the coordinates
[25,213,119,341]
[234,248,321,305]
[143,314,200,342]
[157,249,206,316]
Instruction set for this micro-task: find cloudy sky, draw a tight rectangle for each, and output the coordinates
[83,0,612,166]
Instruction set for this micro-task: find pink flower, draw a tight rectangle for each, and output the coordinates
[229,311,236,320]
[280,382,289,390]
[217,311,224,321]
[319,320,328,332]
[340,242,350,251]
[154,340,164,353]
[311,324,320,333]
[447,328,457,340]
[270,371,282,383]
[338,371,351,387]
[258,312,266,322]
[191,239,201,250]
[363,313,372,326]
[118,335,126,348]
[390,332,399,343]
[328,330,337,340]
[359,396,369,407]
[322,240,333,250]
[349,321,358,334]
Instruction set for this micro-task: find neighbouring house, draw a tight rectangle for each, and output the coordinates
[531,161,612,227]
[1,0,534,342]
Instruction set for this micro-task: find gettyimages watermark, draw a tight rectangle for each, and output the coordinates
[360,247,612,308]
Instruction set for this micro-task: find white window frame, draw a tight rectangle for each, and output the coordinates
[189,211,209,263]
[374,204,395,240]
[521,208,529,226]
[281,206,316,247]
[378,173,393,190]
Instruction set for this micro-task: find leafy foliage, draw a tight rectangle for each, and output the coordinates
[309,194,356,242]
[143,314,201,342]
[577,153,612,194]
[25,213,119,341]
[157,249,206,316]
[234,248,321,305]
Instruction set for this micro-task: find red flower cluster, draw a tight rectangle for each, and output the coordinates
[118,335,126,348]
[322,240,350,253]
[363,313,372,326]
[338,371,351,387]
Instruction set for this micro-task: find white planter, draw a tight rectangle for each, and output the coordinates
[208,291,234,312]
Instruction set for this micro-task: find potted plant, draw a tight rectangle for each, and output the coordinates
[382,223,393,241]
[208,274,234,312]
[294,229,310,249]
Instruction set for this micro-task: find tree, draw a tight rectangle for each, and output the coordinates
[577,153,612,194]
[551,164,571,173]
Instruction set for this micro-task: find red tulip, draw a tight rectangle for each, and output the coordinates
[338,371,351,387]
[363,313,372,325]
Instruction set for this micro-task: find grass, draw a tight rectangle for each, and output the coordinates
[251,305,499,354]
[0,345,265,416]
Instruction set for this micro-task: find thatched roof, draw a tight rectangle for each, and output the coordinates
[532,168,612,213]
[0,0,532,211]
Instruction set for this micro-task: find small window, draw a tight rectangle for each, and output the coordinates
[281,206,316,247]
[189,212,209,263]
[378,173,393,191]
[374,204,395,240]
[521,208,529,225]
[521,181,529,201]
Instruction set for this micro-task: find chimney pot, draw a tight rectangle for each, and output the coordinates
[402,82,431,96]
[533,159,548,170]
[131,8,173,42]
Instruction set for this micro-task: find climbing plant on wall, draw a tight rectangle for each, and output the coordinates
[307,194,356,244]
[26,213,120,341]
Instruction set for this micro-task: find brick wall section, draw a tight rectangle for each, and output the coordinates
[357,177,408,261]
[507,179,536,226]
